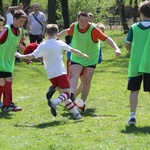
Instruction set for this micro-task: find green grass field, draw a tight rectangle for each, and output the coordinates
[0,30,150,150]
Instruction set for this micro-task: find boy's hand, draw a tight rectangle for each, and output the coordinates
[115,48,121,57]
[83,54,90,59]
[14,52,21,58]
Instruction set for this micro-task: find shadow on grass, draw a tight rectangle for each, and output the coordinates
[14,114,83,129]
[121,126,150,134]
[0,111,14,119]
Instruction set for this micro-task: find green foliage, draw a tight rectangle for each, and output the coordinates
[68,0,116,24]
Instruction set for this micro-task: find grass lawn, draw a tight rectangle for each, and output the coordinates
[0,30,150,150]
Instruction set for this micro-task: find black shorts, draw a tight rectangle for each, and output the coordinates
[127,73,150,91]
[71,61,96,68]
[0,71,12,78]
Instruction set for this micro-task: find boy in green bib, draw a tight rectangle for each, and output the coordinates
[0,9,27,111]
[125,0,150,125]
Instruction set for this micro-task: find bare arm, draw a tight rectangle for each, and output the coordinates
[27,21,31,36]
[70,49,89,59]
[125,42,131,52]
[42,21,47,36]
[7,3,23,13]
[58,29,69,39]
[105,37,121,56]
[15,52,35,60]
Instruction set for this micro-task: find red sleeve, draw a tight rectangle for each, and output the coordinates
[0,28,8,44]
[67,23,74,36]
[92,27,108,43]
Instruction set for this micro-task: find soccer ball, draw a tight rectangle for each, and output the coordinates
[74,99,86,113]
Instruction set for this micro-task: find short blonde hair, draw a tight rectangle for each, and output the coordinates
[46,24,59,36]
[96,22,105,32]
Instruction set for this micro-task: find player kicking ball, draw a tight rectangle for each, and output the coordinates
[15,24,89,119]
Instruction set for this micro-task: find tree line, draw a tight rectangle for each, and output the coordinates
[0,0,147,35]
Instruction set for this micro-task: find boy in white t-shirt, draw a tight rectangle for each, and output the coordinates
[15,24,89,119]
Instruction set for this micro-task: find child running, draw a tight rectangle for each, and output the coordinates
[15,24,89,119]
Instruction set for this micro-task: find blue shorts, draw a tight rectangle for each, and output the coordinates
[127,73,150,91]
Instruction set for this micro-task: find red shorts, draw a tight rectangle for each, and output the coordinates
[50,74,70,89]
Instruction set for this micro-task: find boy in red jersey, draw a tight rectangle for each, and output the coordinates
[0,9,27,112]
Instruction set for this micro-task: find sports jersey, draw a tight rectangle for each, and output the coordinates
[126,21,150,77]
[68,22,107,66]
[0,25,21,72]
[33,39,72,79]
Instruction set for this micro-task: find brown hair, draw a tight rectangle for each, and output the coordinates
[139,1,150,18]
[77,11,89,19]
[13,9,27,19]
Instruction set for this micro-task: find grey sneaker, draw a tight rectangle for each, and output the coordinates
[46,86,56,100]
[73,112,82,120]
[128,118,136,126]
[48,100,57,117]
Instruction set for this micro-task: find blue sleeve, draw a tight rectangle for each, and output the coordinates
[67,51,71,61]
[67,43,72,61]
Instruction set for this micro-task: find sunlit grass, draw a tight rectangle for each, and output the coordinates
[0,30,150,150]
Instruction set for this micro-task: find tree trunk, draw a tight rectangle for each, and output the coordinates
[20,0,31,13]
[12,0,18,5]
[133,0,138,23]
[47,0,57,24]
[60,0,71,44]
[117,0,129,33]
[0,0,3,15]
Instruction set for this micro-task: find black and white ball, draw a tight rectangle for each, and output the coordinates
[74,99,86,113]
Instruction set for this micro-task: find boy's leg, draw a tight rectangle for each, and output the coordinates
[2,80,22,112]
[127,76,142,125]
[128,90,139,125]
[64,98,81,119]
[48,92,70,117]
[0,85,4,107]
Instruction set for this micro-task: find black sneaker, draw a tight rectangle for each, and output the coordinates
[46,86,56,100]
[128,118,136,126]
[48,100,57,117]
[2,103,22,112]
[70,93,75,102]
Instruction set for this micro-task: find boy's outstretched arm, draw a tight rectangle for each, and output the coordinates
[70,48,89,59]
[15,52,35,60]
[105,37,121,57]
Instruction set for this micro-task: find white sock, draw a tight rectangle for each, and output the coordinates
[53,92,69,105]
[130,112,136,119]
[64,99,79,114]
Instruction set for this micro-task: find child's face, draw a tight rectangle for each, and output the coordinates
[14,17,27,28]
[0,21,4,29]
[77,16,89,29]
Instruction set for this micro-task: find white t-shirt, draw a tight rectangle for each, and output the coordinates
[33,39,72,79]
[6,13,13,25]
[28,11,46,35]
